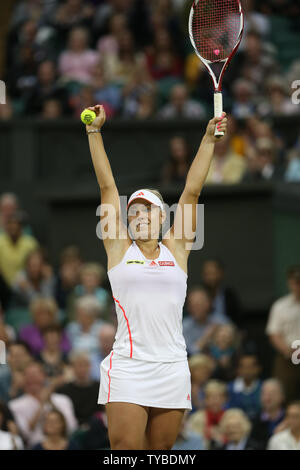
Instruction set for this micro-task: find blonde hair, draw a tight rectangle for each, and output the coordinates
[80,262,106,282]
[204,379,227,397]
[188,354,215,372]
[219,409,252,435]
[30,297,58,319]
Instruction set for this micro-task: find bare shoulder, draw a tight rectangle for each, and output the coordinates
[104,236,132,272]
[162,236,188,274]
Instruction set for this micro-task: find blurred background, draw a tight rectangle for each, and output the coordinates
[0,0,300,451]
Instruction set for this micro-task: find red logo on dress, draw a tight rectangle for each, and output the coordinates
[158,261,175,266]
[187,394,191,401]
[149,261,158,266]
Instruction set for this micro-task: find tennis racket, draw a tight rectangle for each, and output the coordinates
[189,0,244,137]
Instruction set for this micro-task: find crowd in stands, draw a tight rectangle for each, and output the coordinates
[0,191,300,450]
[0,1,300,183]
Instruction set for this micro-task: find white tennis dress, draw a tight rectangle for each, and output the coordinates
[98,241,192,409]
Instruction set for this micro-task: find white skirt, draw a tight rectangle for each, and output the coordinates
[98,351,192,410]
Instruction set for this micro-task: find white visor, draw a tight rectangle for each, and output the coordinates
[127,190,163,211]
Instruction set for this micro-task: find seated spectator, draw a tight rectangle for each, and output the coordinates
[267,401,300,450]
[217,408,261,450]
[205,135,247,185]
[189,354,215,413]
[92,62,122,117]
[183,286,229,356]
[0,341,32,403]
[96,13,128,57]
[40,98,64,119]
[161,136,191,186]
[72,263,110,319]
[90,323,116,381]
[12,249,55,307]
[258,76,300,118]
[172,411,205,450]
[37,326,73,385]
[227,354,262,421]
[55,245,82,312]
[0,212,38,286]
[53,0,94,33]
[285,146,300,183]
[251,379,285,449]
[66,296,105,355]
[19,297,71,356]
[158,84,205,119]
[0,193,33,236]
[201,258,241,325]
[31,409,79,450]
[0,304,15,343]
[8,363,77,448]
[56,352,100,426]
[204,324,239,382]
[243,137,283,182]
[58,26,98,85]
[146,28,183,81]
[266,265,300,403]
[231,79,256,119]
[25,60,69,116]
[0,402,23,450]
[187,380,227,450]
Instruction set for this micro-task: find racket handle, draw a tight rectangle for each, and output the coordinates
[214,92,224,138]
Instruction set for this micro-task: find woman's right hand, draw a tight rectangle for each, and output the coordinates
[86,104,106,131]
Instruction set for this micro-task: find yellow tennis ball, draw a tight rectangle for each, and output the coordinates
[81,109,96,125]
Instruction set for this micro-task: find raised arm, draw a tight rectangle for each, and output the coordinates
[164,114,227,265]
[86,105,129,261]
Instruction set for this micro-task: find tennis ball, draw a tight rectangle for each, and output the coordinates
[81,109,96,125]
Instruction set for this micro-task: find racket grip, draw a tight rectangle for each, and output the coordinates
[214,92,224,138]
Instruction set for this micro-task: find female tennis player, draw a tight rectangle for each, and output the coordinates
[86,104,227,450]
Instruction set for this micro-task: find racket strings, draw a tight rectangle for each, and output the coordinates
[192,0,241,62]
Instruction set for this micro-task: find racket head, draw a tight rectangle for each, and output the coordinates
[189,0,244,89]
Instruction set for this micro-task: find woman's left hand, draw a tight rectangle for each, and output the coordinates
[205,112,227,143]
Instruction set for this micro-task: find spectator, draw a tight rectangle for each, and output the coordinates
[8,363,77,448]
[204,324,239,382]
[90,323,116,381]
[161,136,191,186]
[53,0,94,33]
[0,402,23,450]
[231,79,256,119]
[205,135,247,185]
[251,379,285,449]
[37,326,73,384]
[19,297,71,356]
[172,411,205,450]
[12,248,55,307]
[41,98,64,119]
[58,26,98,84]
[266,265,300,402]
[187,380,227,450]
[217,408,261,450]
[146,28,183,81]
[32,409,79,450]
[54,245,82,312]
[66,296,105,355]
[267,401,300,450]
[257,76,300,118]
[227,354,262,421]
[0,341,32,404]
[122,60,157,118]
[72,263,110,318]
[0,212,38,286]
[25,60,69,115]
[201,259,242,325]
[243,137,283,182]
[183,287,229,356]
[189,354,215,413]
[56,351,100,426]
[285,145,300,183]
[0,193,32,235]
[158,84,205,119]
